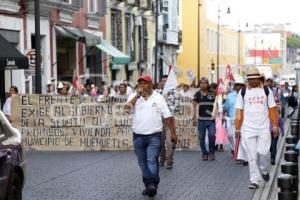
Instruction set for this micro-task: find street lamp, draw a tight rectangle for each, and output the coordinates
[35,0,42,93]
[216,5,230,80]
[154,0,159,84]
[197,0,202,85]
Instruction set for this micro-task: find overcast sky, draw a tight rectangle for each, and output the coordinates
[206,0,300,33]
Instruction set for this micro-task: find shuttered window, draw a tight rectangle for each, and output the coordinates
[111,9,123,51]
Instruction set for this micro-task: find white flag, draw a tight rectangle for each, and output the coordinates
[163,67,178,95]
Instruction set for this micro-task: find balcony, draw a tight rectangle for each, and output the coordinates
[159,29,180,46]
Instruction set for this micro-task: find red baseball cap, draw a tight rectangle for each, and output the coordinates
[137,74,153,82]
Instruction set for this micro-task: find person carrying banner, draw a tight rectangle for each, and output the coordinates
[235,67,279,189]
[124,74,177,197]
[159,70,180,169]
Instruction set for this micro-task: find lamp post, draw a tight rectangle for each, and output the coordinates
[154,0,159,84]
[35,0,41,93]
[197,0,201,85]
[216,5,230,80]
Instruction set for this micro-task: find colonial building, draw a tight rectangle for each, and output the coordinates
[106,0,154,85]
[243,24,288,74]
[177,0,245,84]
[157,0,181,81]
[0,0,108,100]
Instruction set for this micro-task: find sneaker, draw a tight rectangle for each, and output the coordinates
[262,173,270,182]
[159,161,165,167]
[242,161,248,166]
[271,158,275,165]
[202,155,208,161]
[166,163,173,170]
[236,160,242,165]
[208,154,215,161]
[142,188,149,196]
[248,182,259,189]
[147,184,157,197]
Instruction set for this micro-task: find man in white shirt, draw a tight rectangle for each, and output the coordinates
[3,86,18,122]
[124,75,177,197]
[235,67,279,189]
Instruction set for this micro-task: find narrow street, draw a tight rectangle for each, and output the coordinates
[24,150,254,200]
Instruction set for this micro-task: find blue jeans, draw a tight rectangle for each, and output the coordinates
[270,133,278,160]
[198,120,216,155]
[133,132,162,187]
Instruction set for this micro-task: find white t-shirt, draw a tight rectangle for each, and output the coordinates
[3,97,12,116]
[235,87,276,133]
[127,91,172,135]
[180,90,193,98]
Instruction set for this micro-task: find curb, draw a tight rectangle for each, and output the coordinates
[251,118,291,200]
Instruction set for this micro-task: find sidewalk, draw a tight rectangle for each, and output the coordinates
[252,118,291,200]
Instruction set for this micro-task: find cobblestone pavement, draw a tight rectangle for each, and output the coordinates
[23,150,255,200]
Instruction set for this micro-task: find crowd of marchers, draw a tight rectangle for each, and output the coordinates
[1,67,299,197]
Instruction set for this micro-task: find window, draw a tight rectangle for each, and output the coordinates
[111,9,122,50]
[86,47,103,86]
[125,14,131,55]
[88,0,97,13]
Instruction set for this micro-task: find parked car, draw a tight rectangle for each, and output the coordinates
[0,110,26,200]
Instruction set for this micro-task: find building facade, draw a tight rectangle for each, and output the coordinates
[0,0,107,99]
[177,0,244,84]
[106,0,154,85]
[243,24,288,74]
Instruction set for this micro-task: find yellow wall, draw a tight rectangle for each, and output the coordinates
[177,0,245,84]
[177,0,204,84]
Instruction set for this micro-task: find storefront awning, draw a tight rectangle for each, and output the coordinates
[96,40,131,65]
[0,34,29,70]
[55,25,101,46]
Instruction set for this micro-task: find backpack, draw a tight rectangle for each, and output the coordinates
[241,86,270,107]
[287,93,298,108]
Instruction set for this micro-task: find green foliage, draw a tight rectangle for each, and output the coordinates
[287,35,300,49]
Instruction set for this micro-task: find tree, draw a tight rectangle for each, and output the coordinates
[287,35,300,49]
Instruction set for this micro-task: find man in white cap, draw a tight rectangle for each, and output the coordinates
[235,67,279,189]
[45,80,54,94]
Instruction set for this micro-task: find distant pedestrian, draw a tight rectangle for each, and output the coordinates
[97,86,112,102]
[3,86,18,122]
[192,77,216,161]
[235,67,279,189]
[223,76,245,156]
[118,83,128,98]
[57,82,68,96]
[180,83,193,98]
[45,80,54,94]
[265,78,285,165]
[124,75,177,197]
[280,81,291,118]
